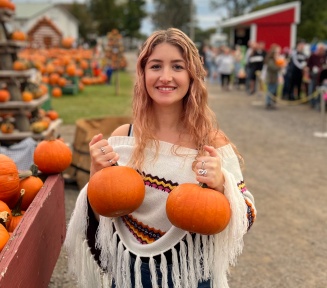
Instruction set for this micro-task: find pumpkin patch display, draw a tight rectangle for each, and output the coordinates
[87,165,145,217]
[0,154,20,208]
[166,183,231,235]
[33,134,72,174]
[19,164,43,210]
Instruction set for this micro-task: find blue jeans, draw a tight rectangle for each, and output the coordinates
[112,258,211,287]
[266,83,278,107]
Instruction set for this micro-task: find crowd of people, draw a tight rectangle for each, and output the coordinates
[200,39,327,110]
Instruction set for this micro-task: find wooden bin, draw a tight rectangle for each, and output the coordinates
[0,174,65,287]
[68,116,131,189]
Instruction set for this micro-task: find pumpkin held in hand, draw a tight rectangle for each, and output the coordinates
[33,133,72,174]
[166,183,231,235]
[87,165,145,217]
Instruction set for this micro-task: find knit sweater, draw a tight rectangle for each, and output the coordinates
[64,136,256,288]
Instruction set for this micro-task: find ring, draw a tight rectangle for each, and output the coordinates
[100,147,106,154]
[198,169,207,176]
[201,161,205,170]
[109,159,113,164]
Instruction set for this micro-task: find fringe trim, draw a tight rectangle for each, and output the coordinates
[65,168,248,288]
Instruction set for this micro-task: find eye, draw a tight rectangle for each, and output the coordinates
[173,64,184,70]
[149,64,161,70]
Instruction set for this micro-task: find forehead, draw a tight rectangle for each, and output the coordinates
[149,43,184,60]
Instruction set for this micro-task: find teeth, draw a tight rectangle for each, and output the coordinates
[158,87,174,91]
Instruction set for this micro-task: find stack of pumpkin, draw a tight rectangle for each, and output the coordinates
[0,135,72,252]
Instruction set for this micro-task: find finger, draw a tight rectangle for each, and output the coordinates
[203,145,218,157]
[89,133,103,147]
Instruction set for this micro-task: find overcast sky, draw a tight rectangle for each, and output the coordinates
[14,0,225,35]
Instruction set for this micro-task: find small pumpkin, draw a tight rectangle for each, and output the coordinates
[0,121,14,134]
[19,164,43,211]
[46,110,59,121]
[22,91,34,102]
[51,87,62,98]
[0,211,10,252]
[0,89,10,102]
[8,189,25,233]
[0,154,21,208]
[166,183,231,235]
[33,132,72,174]
[31,121,47,134]
[87,165,145,217]
[10,30,27,41]
[0,200,12,229]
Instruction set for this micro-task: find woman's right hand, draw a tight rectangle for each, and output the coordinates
[89,133,120,177]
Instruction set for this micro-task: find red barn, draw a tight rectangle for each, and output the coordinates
[218,1,300,50]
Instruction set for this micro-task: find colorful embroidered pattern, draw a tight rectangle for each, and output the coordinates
[142,173,179,193]
[237,180,247,193]
[245,199,256,230]
[122,214,165,244]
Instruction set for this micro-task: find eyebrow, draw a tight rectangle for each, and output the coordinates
[147,58,185,63]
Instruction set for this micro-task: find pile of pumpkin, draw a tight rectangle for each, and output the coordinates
[0,136,72,252]
[0,107,60,135]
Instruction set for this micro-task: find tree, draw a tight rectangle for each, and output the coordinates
[151,0,196,36]
[121,0,147,39]
[210,0,259,17]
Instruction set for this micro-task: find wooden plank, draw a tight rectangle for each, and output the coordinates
[0,94,49,111]
[0,174,66,288]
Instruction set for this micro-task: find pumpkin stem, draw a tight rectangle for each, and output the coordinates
[18,170,32,179]
[30,164,39,177]
[0,211,9,228]
[199,182,208,188]
[11,189,25,217]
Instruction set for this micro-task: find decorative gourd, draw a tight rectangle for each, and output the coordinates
[8,189,25,233]
[166,183,231,235]
[0,121,14,134]
[33,132,72,174]
[0,154,20,208]
[0,200,12,229]
[87,165,145,217]
[19,164,43,210]
[0,211,10,252]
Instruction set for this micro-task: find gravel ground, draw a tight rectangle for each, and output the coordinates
[49,52,327,288]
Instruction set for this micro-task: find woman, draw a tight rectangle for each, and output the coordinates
[65,28,256,288]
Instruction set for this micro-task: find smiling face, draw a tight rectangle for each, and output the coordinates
[145,42,191,108]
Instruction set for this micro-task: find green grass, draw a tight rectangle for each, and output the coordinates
[51,71,133,124]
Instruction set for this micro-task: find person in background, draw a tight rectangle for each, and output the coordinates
[215,46,234,91]
[264,44,283,110]
[244,40,255,93]
[248,41,266,95]
[65,28,256,288]
[306,43,327,109]
[282,40,307,101]
[232,45,243,88]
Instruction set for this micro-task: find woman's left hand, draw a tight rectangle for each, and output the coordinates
[195,145,225,193]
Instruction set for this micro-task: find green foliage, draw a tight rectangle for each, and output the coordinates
[122,0,147,38]
[51,71,133,125]
[210,0,259,17]
[151,0,195,35]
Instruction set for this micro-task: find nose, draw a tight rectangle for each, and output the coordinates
[159,67,172,83]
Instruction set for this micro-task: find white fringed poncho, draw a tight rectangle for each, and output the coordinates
[65,136,256,288]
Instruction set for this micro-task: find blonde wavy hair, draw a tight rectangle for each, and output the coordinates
[130,28,240,170]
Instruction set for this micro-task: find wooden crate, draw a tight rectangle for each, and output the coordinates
[0,174,66,287]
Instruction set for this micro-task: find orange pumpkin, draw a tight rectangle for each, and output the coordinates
[87,165,145,217]
[22,91,33,102]
[0,89,10,102]
[166,183,231,235]
[11,30,26,41]
[0,200,12,229]
[49,73,60,85]
[0,155,21,208]
[0,121,14,134]
[0,211,10,252]
[19,165,43,210]
[46,110,59,121]
[275,56,286,67]
[51,87,62,98]
[12,60,26,71]
[66,64,76,76]
[33,136,72,174]
[61,37,74,49]
[8,189,25,233]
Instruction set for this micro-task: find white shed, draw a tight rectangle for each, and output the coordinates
[12,3,79,48]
